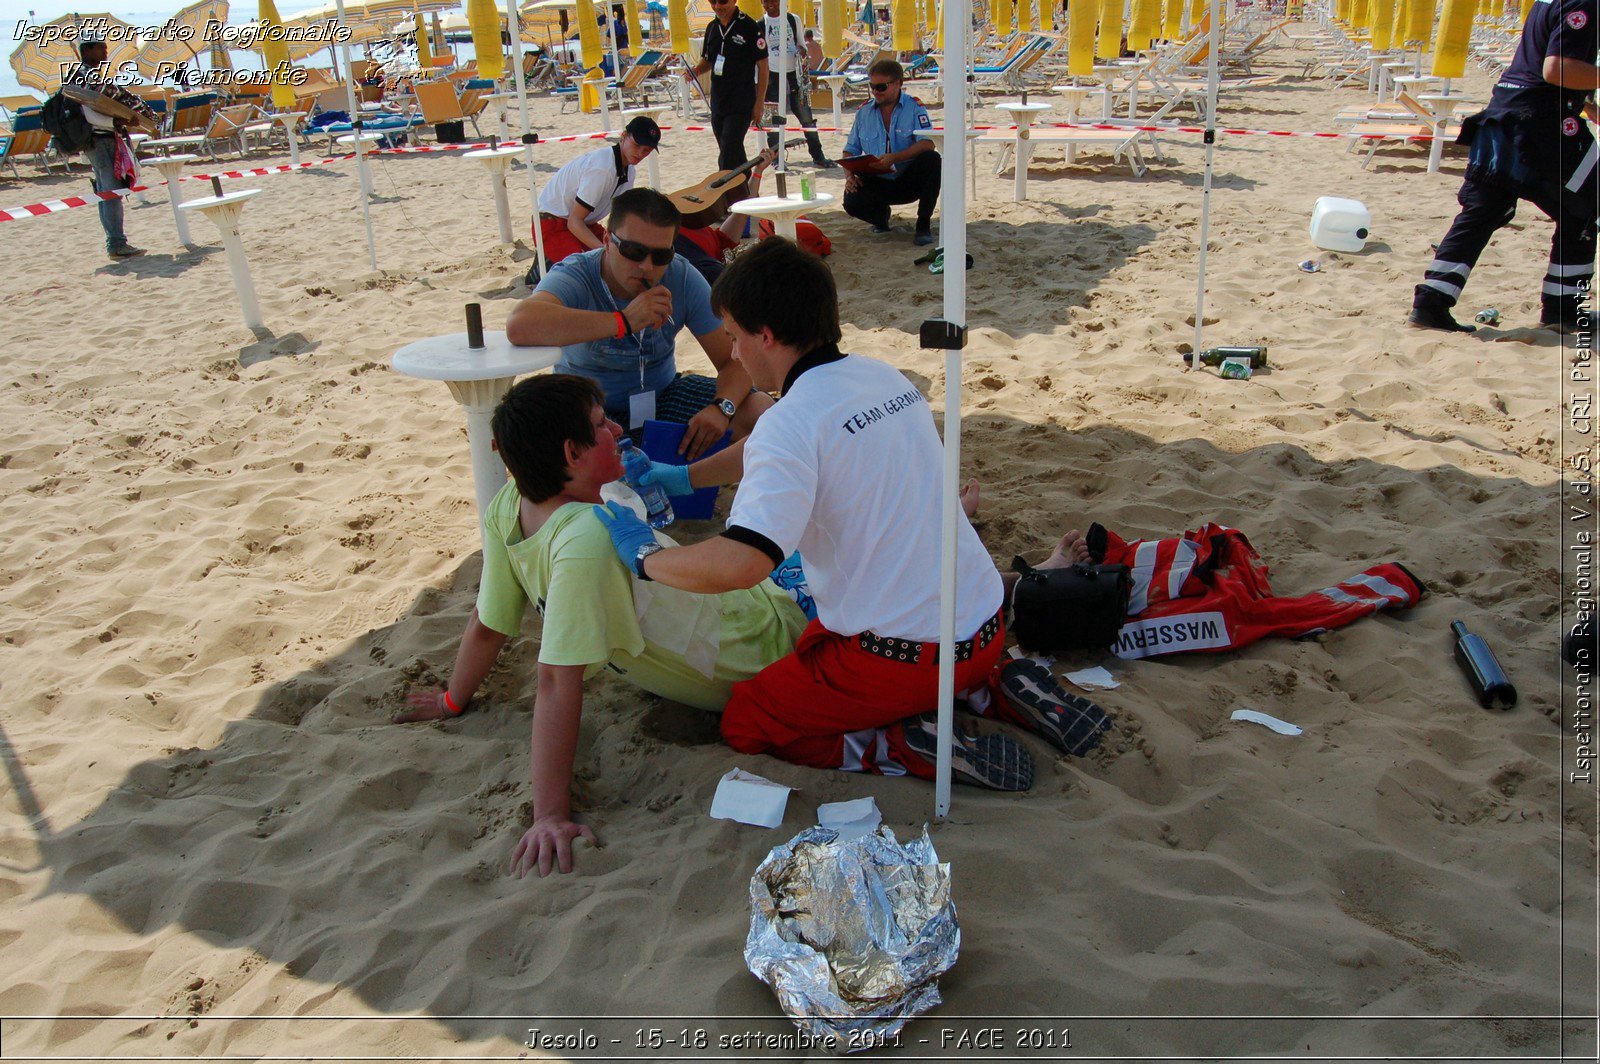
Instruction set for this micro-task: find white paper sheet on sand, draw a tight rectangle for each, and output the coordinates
[816,797,882,843]
[710,769,793,828]
[1229,708,1303,736]
[1065,665,1120,690]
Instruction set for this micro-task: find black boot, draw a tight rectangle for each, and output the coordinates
[1408,287,1477,333]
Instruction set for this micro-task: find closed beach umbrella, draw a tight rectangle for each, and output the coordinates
[1019,0,1034,33]
[1096,0,1122,58]
[993,0,1013,38]
[576,0,604,67]
[1128,0,1160,48]
[822,0,845,56]
[893,0,918,48]
[1405,0,1436,44]
[1370,0,1396,49]
[414,11,435,68]
[625,0,646,46]
[1067,0,1095,74]
[470,0,506,78]
[668,0,692,53]
[1163,0,1181,38]
[10,12,141,92]
[259,0,298,109]
[1431,0,1473,78]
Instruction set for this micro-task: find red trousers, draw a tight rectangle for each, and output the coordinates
[721,617,1005,778]
[536,215,606,265]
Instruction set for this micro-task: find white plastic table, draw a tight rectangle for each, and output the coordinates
[619,105,670,187]
[1419,93,1476,174]
[483,91,519,140]
[914,127,981,205]
[817,74,851,141]
[179,188,264,330]
[731,192,835,241]
[995,102,1052,202]
[1050,85,1093,162]
[268,111,304,166]
[143,153,198,246]
[337,132,383,200]
[391,332,562,528]
[464,145,524,244]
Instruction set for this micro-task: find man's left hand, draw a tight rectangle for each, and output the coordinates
[682,404,731,459]
[592,501,658,571]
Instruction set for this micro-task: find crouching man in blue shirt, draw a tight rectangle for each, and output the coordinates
[840,59,940,247]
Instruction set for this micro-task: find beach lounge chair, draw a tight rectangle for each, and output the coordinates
[0,109,70,176]
[970,36,1051,94]
[978,123,1158,178]
[612,49,670,107]
[414,79,483,139]
[0,94,44,123]
[142,92,217,155]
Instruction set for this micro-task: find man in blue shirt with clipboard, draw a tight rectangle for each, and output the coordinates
[840,59,941,246]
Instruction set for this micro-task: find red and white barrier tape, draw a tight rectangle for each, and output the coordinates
[0,116,1440,223]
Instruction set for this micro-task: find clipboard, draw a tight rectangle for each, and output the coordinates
[837,154,885,175]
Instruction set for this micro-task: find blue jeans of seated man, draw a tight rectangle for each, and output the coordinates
[86,133,129,252]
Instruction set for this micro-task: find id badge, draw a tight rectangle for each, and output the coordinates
[713,53,726,76]
[629,389,657,430]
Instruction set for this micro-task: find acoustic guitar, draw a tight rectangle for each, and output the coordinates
[667,139,807,229]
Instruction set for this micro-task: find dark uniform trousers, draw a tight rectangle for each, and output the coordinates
[711,95,754,171]
[1417,173,1597,324]
[764,72,828,162]
[842,149,942,230]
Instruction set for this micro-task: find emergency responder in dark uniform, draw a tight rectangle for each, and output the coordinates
[693,0,769,171]
[1410,0,1600,333]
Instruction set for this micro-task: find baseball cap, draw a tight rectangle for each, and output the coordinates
[623,115,661,150]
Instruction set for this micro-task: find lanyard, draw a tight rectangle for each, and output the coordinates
[601,274,648,390]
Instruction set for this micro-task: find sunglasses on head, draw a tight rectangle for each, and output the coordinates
[869,81,895,92]
[613,237,676,266]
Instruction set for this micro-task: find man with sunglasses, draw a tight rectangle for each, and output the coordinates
[840,59,939,246]
[531,115,660,270]
[692,0,769,171]
[509,188,772,461]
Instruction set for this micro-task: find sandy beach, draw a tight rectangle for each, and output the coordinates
[0,29,1595,1060]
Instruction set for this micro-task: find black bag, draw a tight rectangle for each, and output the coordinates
[1009,556,1132,654]
[41,91,95,155]
[433,120,465,144]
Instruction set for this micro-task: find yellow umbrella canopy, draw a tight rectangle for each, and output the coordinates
[133,0,231,80]
[9,12,142,92]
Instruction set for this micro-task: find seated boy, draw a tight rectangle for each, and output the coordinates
[397,375,1097,877]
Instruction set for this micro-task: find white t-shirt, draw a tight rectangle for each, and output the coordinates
[728,353,1003,641]
[536,143,634,223]
[763,13,803,75]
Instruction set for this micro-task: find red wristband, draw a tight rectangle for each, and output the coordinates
[615,311,628,339]
[442,690,464,715]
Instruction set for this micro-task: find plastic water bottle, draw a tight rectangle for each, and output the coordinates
[618,439,674,529]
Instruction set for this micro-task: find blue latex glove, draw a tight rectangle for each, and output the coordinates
[592,501,658,572]
[640,460,692,498]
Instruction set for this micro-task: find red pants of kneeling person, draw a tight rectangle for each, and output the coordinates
[721,616,1005,778]
[536,215,606,265]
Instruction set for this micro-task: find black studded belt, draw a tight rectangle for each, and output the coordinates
[856,610,1003,666]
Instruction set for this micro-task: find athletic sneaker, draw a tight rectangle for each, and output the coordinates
[991,658,1111,758]
[897,711,1033,791]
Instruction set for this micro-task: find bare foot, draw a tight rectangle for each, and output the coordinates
[1037,529,1091,569]
[960,478,980,519]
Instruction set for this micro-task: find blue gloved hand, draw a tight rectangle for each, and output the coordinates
[592,501,658,571]
[640,460,692,498]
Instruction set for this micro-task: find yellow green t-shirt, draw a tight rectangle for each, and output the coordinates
[474,482,808,712]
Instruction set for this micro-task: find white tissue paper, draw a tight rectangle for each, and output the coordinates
[816,796,883,843]
[1065,665,1120,690]
[1229,708,1303,736]
[710,768,793,828]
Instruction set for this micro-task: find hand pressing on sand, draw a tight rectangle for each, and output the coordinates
[510,816,599,877]
[393,688,465,724]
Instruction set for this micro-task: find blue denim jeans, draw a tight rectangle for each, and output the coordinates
[86,133,128,251]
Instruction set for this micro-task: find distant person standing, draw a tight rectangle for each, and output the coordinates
[65,36,147,260]
[692,0,768,170]
[761,0,833,167]
[1409,0,1599,333]
[804,29,825,72]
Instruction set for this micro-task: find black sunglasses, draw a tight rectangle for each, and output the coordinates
[869,82,895,92]
[613,237,675,266]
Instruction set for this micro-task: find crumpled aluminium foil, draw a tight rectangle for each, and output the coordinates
[744,825,958,1052]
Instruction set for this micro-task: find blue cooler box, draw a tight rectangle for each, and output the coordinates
[640,420,731,520]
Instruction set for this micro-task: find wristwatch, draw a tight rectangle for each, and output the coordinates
[716,397,737,420]
[634,541,664,580]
